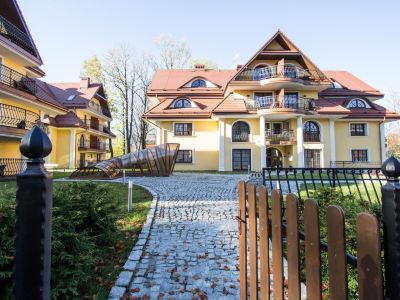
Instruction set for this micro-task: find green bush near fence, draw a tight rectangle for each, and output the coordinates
[300,187,382,299]
[0,181,151,299]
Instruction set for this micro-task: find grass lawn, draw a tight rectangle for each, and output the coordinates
[0,179,152,299]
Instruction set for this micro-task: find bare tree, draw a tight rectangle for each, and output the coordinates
[103,45,137,154]
[155,34,192,69]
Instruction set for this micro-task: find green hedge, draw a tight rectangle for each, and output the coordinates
[300,187,382,299]
[0,182,130,299]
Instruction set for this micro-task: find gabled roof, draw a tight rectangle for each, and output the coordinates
[231,30,327,82]
[50,111,87,128]
[48,82,102,107]
[322,71,383,97]
[148,69,236,95]
[0,0,43,64]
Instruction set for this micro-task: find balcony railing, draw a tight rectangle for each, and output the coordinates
[0,103,45,131]
[82,119,111,135]
[0,63,37,95]
[0,15,36,56]
[266,129,295,144]
[236,64,312,81]
[245,95,315,111]
[0,158,27,177]
[88,101,103,115]
[78,139,109,151]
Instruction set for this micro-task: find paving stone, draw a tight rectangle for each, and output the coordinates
[113,173,249,299]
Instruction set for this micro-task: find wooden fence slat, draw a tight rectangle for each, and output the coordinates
[238,181,247,300]
[357,213,383,300]
[272,189,284,300]
[248,183,258,300]
[327,205,348,299]
[286,193,300,300]
[304,199,322,300]
[259,185,270,300]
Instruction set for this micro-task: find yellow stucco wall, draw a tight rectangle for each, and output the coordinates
[55,130,71,168]
[0,140,21,158]
[334,121,381,162]
[160,120,219,171]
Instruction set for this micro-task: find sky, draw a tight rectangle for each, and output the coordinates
[18,0,400,104]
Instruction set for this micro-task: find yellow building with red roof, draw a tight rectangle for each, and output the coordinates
[144,31,400,171]
[0,0,114,177]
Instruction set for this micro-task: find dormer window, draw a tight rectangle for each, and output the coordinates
[347,98,370,109]
[171,97,193,109]
[191,79,206,88]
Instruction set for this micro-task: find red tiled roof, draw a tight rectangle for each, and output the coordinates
[50,111,87,128]
[314,98,350,115]
[48,82,102,107]
[323,71,383,97]
[148,69,236,94]
[213,94,248,113]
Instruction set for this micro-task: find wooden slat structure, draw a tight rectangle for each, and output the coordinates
[237,181,384,300]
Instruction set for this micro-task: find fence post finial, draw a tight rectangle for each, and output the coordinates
[14,126,53,300]
[381,155,400,299]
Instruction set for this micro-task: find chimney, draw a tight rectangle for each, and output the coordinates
[80,77,90,89]
[194,64,205,70]
[236,64,243,71]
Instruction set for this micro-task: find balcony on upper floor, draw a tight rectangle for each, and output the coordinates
[82,118,112,136]
[78,138,109,152]
[233,63,328,91]
[0,63,37,96]
[245,95,316,114]
[266,129,295,145]
[0,103,47,137]
[0,15,36,56]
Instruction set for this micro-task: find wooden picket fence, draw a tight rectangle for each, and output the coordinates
[237,181,384,300]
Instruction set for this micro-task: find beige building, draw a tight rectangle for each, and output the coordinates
[144,30,400,172]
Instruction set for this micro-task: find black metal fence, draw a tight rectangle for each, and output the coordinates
[0,103,40,129]
[262,167,386,205]
[0,63,37,95]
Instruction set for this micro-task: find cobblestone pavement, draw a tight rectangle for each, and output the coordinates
[122,173,248,300]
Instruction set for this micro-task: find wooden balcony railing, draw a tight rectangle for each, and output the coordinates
[82,119,111,135]
[0,15,36,56]
[0,103,47,132]
[78,139,109,151]
[245,95,316,111]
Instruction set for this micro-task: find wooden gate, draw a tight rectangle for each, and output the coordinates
[238,181,384,300]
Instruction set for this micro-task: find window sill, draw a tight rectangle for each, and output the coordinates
[173,135,195,137]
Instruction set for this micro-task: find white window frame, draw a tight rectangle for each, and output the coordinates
[172,122,194,137]
[176,149,194,164]
[169,97,197,109]
[349,122,368,137]
[346,98,371,109]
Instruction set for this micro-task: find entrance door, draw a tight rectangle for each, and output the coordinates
[232,149,251,171]
[304,149,321,168]
[267,148,283,168]
[79,153,86,168]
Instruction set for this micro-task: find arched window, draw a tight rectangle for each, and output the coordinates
[191,79,206,88]
[171,98,192,109]
[232,121,250,142]
[79,135,85,147]
[303,121,320,142]
[347,98,368,108]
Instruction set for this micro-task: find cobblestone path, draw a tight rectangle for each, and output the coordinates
[124,173,248,300]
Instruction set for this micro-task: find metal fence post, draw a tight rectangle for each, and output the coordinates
[381,155,400,300]
[14,126,53,300]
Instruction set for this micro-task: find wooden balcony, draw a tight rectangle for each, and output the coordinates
[78,139,109,152]
[0,15,36,56]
